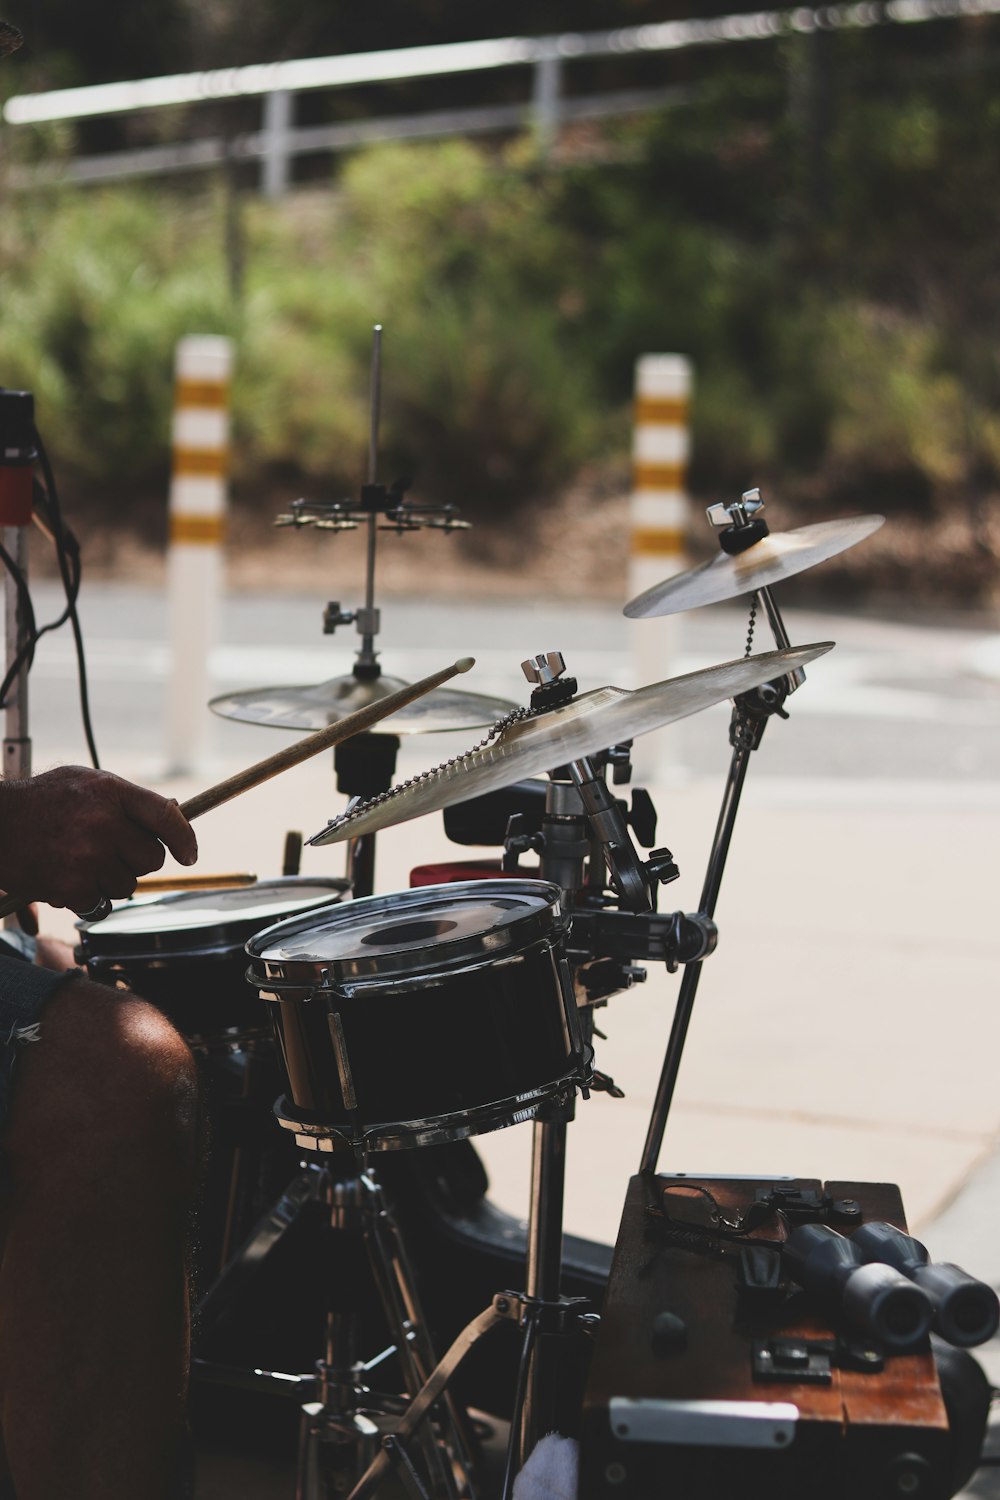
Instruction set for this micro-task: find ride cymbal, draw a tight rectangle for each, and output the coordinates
[623,516,884,619]
[209,674,517,734]
[308,642,833,845]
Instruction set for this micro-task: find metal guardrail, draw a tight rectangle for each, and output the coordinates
[6,86,693,190]
[4,0,997,193]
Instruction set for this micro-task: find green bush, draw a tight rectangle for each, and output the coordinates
[1,44,999,593]
[239,141,604,511]
[0,185,233,501]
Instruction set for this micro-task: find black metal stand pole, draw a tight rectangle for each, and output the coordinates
[519,1106,570,1465]
[335,732,400,899]
[639,734,755,1175]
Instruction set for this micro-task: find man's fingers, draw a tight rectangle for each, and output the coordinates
[92,853,139,903]
[159,798,198,867]
[116,782,198,867]
[115,824,167,879]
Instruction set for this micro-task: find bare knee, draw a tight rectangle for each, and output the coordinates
[4,980,199,1197]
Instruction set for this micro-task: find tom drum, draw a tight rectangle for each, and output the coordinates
[246,878,593,1152]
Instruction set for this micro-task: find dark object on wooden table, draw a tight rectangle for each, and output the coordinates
[581,1175,986,1500]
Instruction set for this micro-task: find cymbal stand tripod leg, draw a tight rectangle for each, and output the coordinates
[345,1298,513,1500]
[296,1162,476,1500]
[345,1282,589,1500]
[359,1170,478,1497]
[639,584,800,1176]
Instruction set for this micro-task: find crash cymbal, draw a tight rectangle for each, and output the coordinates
[308,642,833,846]
[623,516,884,619]
[209,674,518,734]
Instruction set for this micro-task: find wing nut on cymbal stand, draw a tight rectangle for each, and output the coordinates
[708,488,805,693]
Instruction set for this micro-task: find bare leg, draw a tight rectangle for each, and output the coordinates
[0,980,198,1500]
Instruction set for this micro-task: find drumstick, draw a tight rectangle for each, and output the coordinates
[135,873,258,893]
[0,657,474,921]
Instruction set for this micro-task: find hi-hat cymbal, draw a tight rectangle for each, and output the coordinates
[623,516,884,619]
[209,674,518,734]
[308,641,833,846]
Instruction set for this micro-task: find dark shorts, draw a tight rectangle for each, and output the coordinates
[0,936,81,1136]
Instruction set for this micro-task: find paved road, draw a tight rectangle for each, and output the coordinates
[23,582,1000,785]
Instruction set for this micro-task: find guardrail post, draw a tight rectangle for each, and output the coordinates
[166,335,233,775]
[261,87,293,198]
[532,51,562,155]
[628,353,692,776]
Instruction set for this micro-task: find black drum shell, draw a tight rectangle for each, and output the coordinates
[76,878,349,1040]
[246,879,589,1149]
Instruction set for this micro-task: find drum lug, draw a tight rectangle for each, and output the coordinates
[590,1069,626,1100]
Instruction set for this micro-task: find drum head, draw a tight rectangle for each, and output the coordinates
[248,879,564,986]
[78,878,350,958]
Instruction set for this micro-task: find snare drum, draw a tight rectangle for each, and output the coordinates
[77,878,350,1042]
[246,879,593,1152]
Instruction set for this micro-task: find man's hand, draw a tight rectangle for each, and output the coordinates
[0,766,198,914]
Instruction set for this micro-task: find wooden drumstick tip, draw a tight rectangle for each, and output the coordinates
[455,657,475,673]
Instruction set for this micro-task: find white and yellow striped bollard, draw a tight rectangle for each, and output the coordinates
[166,335,233,775]
[628,354,692,779]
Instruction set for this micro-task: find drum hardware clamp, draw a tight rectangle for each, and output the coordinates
[493,1290,592,1337]
[521,653,653,914]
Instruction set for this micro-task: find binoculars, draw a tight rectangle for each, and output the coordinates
[784,1221,999,1352]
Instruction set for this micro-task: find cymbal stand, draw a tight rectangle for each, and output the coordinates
[273,324,470,897]
[639,488,806,1176]
[507,652,667,1464]
[515,755,659,1462]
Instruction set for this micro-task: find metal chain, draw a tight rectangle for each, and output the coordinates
[317,705,535,836]
[743,596,758,658]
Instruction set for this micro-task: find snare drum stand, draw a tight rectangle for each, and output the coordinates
[295,1152,478,1500]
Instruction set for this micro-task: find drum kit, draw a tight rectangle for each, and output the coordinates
[73,336,892,1499]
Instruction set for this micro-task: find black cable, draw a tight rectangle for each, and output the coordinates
[0,442,100,767]
[0,539,38,704]
[32,431,100,769]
